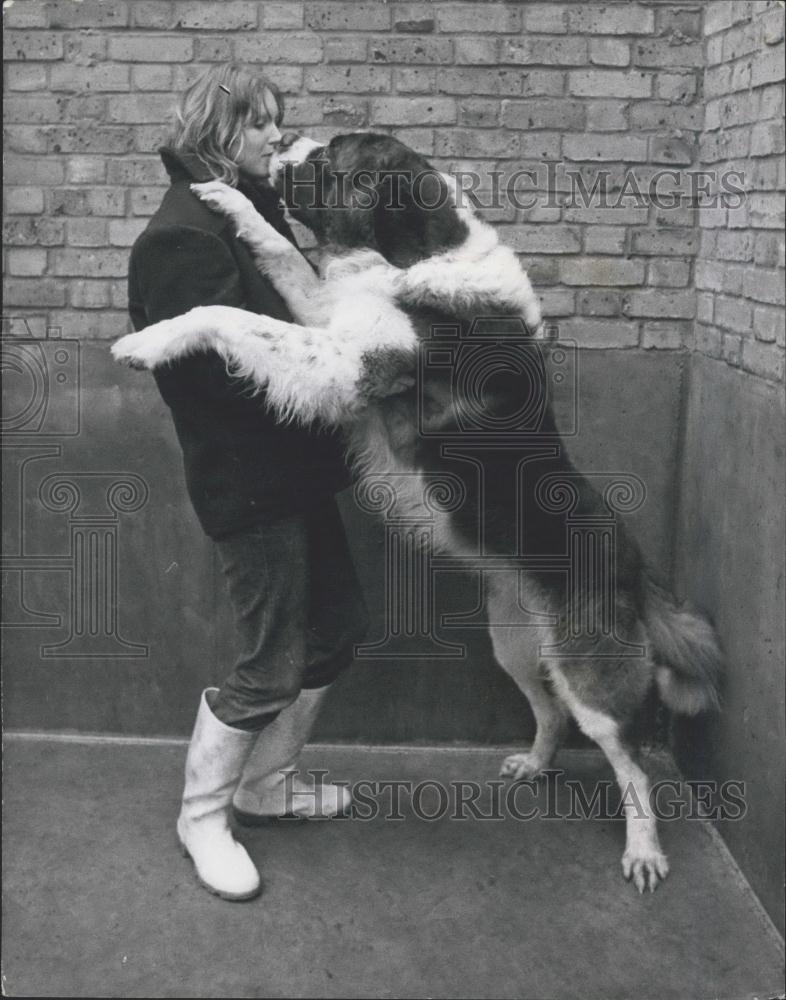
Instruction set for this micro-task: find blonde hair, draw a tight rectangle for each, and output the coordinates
[170,64,284,185]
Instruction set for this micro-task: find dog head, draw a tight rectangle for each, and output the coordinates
[270,131,469,268]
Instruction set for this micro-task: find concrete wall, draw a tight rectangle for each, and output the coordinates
[2,341,683,743]
[670,1,785,934]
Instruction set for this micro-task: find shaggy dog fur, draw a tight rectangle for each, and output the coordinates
[113,132,722,892]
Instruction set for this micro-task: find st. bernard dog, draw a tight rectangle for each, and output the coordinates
[113,132,721,893]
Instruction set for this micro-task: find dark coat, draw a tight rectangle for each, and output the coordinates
[127,148,351,539]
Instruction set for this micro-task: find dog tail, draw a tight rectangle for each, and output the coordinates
[643,577,722,716]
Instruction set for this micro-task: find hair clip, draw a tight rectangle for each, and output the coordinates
[218,84,231,95]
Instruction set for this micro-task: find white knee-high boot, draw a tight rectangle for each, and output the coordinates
[232,686,352,824]
[177,689,262,900]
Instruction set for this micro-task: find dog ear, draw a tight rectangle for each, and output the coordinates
[372,168,468,268]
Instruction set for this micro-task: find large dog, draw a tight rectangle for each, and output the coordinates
[113,132,721,892]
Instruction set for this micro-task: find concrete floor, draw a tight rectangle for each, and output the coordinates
[2,737,783,1000]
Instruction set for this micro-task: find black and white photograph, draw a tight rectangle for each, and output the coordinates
[2,0,784,996]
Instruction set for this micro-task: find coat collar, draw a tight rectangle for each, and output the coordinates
[158,145,292,236]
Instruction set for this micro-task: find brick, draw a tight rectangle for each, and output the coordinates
[715,296,753,333]
[4,155,64,185]
[649,136,695,166]
[454,38,498,65]
[132,65,174,91]
[560,258,645,286]
[751,122,785,157]
[132,2,177,28]
[457,99,500,128]
[6,248,48,276]
[434,129,519,159]
[568,70,652,99]
[129,186,168,216]
[3,278,66,307]
[656,72,698,104]
[697,293,714,324]
[321,97,368,127]
[4,125,47,154]
[437,4,520,33]
[50,249,129,278]
[578,289,622,316]
[722,19,763,62]
[699,128,750,164]
[3,31,62,59]
[753,305,786,346]
[589,38,630,67]
[744,269,786,306]
[305,2,390,30]
[622,290,695,319]
[48,0,128,26]
[564,134,648,162]
[236,32,323,63]
[47,309,132,340]
[106,94,176,124]
[307,65,391,93]
[371,38,452,64]
[438,68,525,96]
[704,3,736,35]
[70,281,112,309]
[501,37,588,66]
[716,231,754,262]
[325,37,368,63]
[60,95,107,120]
[3,95,61,123]
[194,37,233,61]
[50,187,126,216]
[108,219,149,247]
[4,216,65,246]
[754,233,785,268]
[567,6,655,35]
[174,1,258,29]
[370,97,456,125]
[111,281,130,310]
[563,205,649,226]
[641,321,689,350]
[703,64,732,99]
[557,318,639,348]
[66,218,108,247]
[66,157,107,184]
[501,99,584,131]
[585,100,627,132]
[538,289,574,317]
[760,84,785,120]
[2,1,48,26]
[656,7,702,40]
[631,229,698,256]
[109,35,193,62]
[4,187,46,214]
[633,39,703,68]
[50,63,130,93]
[48,125,135,155]
[392,128,435,156]
[752,47,786,87]
[523,4,568,34]
[749,193,786,230]
[762,6,785,45]
[262,3,305,29]
[6,63,48,91]
[396,68,437,94]
[584,226,626,255]
[503,225,581,254]
[741,340,784,381]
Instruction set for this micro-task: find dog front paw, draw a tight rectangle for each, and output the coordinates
[191,181,256,226]
[111,323,184,370]
[622,847,670,893]
[356,348,416,400]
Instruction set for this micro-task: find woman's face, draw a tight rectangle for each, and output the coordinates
[235,94,282,180]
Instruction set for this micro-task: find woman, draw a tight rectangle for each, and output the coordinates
[127,64,369,901]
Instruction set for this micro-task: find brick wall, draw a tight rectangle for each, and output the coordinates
[2,0,784,381]
[694,1,785,382]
